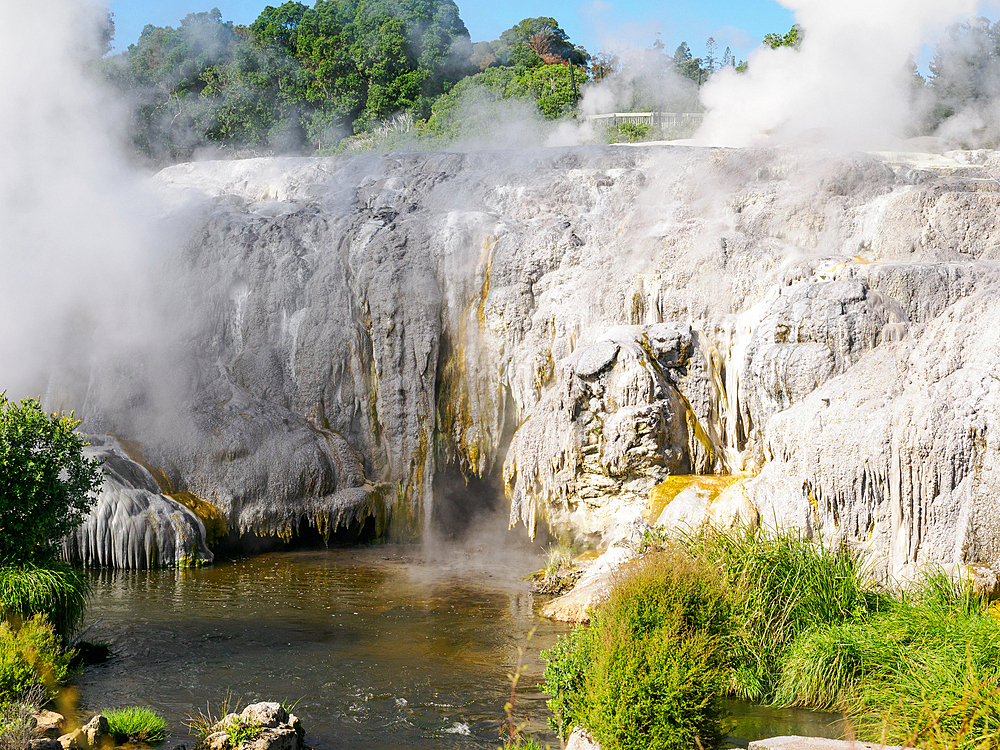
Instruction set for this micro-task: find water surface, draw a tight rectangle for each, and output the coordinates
[74,544,568,749]
[73,542,853,749]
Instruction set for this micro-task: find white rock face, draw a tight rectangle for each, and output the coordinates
[62,436,213,568]
[55,145,1000,574]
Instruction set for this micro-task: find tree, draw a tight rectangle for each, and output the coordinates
[763,24,803,50]
[704,37,717,72]
[0,395,102,564]
[673,42,705,83]
[495,17,588,68]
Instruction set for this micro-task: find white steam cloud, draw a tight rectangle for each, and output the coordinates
[0,0,162,404]
[696,0,981,149]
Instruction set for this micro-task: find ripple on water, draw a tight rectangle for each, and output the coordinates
[73,545,568,750]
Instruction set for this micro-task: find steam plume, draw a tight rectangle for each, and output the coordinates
[696,0,981,149]
[0,0,158,402]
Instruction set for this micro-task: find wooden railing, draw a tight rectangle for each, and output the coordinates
[585,112,704,128]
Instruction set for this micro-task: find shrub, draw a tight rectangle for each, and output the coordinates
[103,706,167,743]
[0,562,89,639]
[0,615,72,701]
[0,683,45,750]
[541,623,592,740]
[609,122,651,142]
[0,395,103,565]
[543,548,730,750]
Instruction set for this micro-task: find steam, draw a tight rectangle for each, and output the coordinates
[0,0,163,405]
[695,0,981,149]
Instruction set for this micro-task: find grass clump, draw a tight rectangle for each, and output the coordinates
[679,527,885,702]
[0,561,89,640]
[104,706,167,743]
[779,572,1000,749]
[0,615,72,701]
[543,527,1000,750]
[185,692,241,741]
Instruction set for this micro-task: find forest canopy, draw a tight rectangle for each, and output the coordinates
[99,4,1000,163]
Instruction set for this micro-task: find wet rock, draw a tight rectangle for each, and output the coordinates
[541,547,636,623]
[32,709,65,738]
[195,702,304,750]
[29,739,62,750]
[58,715,109,750]
[62,437,213,569]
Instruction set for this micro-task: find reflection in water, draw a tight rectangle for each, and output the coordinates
[722,700,852,749]
[74,544,854,749]
[74,545,569,749]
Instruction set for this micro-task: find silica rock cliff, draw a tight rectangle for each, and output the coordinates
[62,145,1000,579]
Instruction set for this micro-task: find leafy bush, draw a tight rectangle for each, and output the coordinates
[104,706,167,743]
[0,615,72,701]
[541,623,592,739]
[543,549,730,750]
[608,122,651,142]
[0,562,89,639]
[0,394,102,564]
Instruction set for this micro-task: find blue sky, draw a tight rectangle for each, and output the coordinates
[108,0,797,61]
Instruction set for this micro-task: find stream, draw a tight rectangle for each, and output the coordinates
[71,542,851,749]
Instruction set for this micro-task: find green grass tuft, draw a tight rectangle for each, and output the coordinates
[0,562,89,639]
[103,706,167,743]
[225,715,261,746]
[677,526,885,702]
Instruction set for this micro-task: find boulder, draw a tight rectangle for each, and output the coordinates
[541,547,636,623]
[58,715,110,750]
[32,709,65,738]
[195,702,304,750]
[565,726,602,750]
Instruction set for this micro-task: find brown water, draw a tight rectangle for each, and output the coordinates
[72,542,851,749]
[72,543,568,749]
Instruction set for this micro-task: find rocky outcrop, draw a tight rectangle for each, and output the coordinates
[196,702,304,750]
[58,714,109,750]
[49,145,1000,576]
[62,436,213,568]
